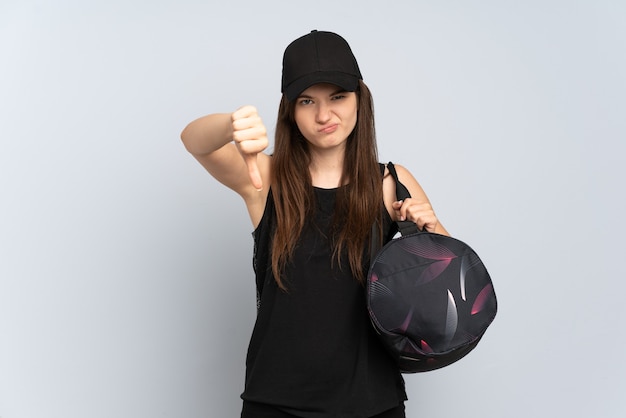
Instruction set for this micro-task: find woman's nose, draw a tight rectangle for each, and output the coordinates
[315,102,331,123]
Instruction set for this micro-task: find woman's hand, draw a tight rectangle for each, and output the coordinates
[392,198,440,233]
[231,105,268,191]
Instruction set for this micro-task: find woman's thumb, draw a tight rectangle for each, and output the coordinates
[244,154,263,191]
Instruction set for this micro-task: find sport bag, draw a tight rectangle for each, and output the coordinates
[367,162,497,373]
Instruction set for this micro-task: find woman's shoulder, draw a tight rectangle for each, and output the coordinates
[380,162,417,187]
[380,162,421,216]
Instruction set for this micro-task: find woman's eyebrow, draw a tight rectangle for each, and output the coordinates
[297,89,348,100]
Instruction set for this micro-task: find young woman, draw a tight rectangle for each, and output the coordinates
[181,30,448,418]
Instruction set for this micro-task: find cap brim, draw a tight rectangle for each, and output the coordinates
[284,71,359,101]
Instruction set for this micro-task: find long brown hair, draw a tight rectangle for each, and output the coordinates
[270,80,383,290]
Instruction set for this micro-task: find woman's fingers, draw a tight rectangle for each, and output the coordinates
[392,199,439,232]
[232,106,268,190]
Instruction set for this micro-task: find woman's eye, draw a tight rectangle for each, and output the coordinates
[299,99,313,105]
[331,94,346,101]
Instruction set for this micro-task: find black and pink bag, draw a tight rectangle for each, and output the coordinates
[367,163,497,373]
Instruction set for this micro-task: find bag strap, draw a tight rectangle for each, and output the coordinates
[386,162,420,236]
[370,162,421,266]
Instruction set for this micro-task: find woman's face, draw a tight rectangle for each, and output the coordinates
[293,83,358,152]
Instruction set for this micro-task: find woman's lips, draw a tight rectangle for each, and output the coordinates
[319,124,338,134]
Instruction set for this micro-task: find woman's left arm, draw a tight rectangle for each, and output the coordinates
[385,164,450,236]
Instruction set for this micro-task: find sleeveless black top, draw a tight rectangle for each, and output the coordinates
[242,183,407,418]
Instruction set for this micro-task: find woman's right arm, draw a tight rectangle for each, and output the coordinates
[180,106,271,226]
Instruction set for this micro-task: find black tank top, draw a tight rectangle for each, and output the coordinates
[242,184,407,418]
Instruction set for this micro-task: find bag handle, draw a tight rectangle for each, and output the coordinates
[370,162,422,266]
[387,162,420,236]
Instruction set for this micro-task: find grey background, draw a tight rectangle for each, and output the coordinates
[1,0,624,417]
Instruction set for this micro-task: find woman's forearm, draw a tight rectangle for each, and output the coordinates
[180,113,233,156]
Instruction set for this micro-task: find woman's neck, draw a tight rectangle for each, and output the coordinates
[309,148,345,189]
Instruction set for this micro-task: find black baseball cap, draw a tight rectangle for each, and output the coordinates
[281,30,363,101]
